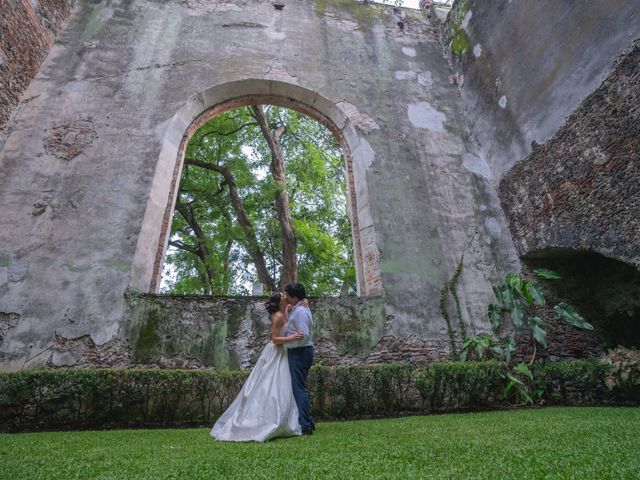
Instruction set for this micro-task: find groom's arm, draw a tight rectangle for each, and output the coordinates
[296,308,312,339]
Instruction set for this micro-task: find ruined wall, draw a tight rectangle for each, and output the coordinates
[120,294,451,370]
[0,0,75,134]
[42,292,454,369]
[500,42,640,267]
[443,0,640,179]
[440,0,639,341]
[0,0,519,370]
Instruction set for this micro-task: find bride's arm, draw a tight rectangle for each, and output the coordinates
[271,312,304,345]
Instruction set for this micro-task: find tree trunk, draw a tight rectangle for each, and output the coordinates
[185,158,277,293]
[251,105,297,288]
[174,200,217,293]
[221,211,234,295]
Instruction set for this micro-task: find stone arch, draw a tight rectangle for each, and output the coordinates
[130,79,382,297]
[523,247,640,350]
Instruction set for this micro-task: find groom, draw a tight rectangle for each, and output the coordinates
[284,282,315,435]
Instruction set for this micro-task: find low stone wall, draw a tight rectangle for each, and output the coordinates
[118,294,452,370]
[41,292,607,370]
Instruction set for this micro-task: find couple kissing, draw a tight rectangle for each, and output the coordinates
[211,282,315,442]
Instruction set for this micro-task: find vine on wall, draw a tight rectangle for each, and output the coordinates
[439,254,467,357]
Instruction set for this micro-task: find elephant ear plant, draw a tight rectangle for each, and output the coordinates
[461,269,594,404]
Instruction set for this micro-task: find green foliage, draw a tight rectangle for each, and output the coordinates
[459,335,502,362]
[487,270,593,363]
[554,302,594,330]
[415,361,503,411]
[0,369,248,431]
[163,106,355,296]
[439,255,466,357]
[532,359,611,405]
[460,270,595,404]
[602,346,640,391]
[451,29,470,57]
[533,268,562,280]
[2,360,628,432]
[309,363,416,418]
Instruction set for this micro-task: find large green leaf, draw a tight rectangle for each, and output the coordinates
[503,373,524,397]
[506,273,524,295]
[501,336,516,362]
[529,316,548,348]
[514,362,533,381]
[554,303,594,330]
[521,280,534,304]
[534,268,562,280]
[501,285,515,311]
[526,282,545,306]
[488,304,501,332]
[510,300,526,329]
[492,286,504,307]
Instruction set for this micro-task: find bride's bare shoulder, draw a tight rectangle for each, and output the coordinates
[271,311,285,325]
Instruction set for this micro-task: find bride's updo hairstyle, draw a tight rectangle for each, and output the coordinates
[264,292,281,314]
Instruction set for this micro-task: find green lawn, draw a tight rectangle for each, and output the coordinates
[1,407,638,479]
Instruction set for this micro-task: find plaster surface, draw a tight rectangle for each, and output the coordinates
[444,0,640,179]
[0,0,519,369]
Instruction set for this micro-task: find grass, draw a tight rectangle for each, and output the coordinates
[1,407,639,479]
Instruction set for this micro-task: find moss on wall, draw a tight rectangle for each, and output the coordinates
[126,295,164,363]
[313,298,386,356]
[314,0,389,29]
[444,0,471,57]
[451,29,470,57]
[125,294,388,368]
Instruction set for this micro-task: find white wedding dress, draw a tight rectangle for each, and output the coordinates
[210,321,302,442]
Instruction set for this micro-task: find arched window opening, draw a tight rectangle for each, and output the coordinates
[159,105,356,296]
[524,248,640,349]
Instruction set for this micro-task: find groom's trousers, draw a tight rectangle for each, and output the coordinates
[288,345,315,433]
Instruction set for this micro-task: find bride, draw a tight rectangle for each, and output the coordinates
[210,291,305,442]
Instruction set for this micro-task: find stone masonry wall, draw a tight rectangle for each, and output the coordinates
[42,293,454,369]
[499,41,640,268]
[442,0,640,180]
[0,0,74,133]
[118,294,452,370]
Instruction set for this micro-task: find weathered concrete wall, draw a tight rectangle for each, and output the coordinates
[121,294,404,370]
[49,292,458,369]
[0,0,75,133]
[0,0,518,370]
[500,42,640,268]
[443,0,640,179]
[46,293,456,369]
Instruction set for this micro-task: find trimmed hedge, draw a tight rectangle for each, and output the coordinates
[0,360,627,432]
[0,369,248,432]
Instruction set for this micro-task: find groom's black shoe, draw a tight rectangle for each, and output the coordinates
[302,429,313,436]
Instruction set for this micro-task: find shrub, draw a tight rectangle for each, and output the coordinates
[602,347,640,391]
[0,360,633,432]
[309,363,417,418]
[0,369,248,431]
[532,359,610,405]
[415,361,503,411]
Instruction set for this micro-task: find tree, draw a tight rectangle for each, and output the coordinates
[160,105,356,296]
[251,105,297,287]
